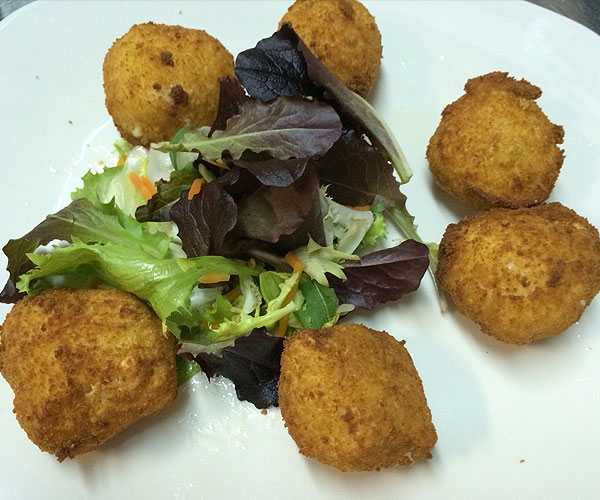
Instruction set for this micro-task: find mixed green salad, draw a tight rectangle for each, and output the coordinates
[0,26,434,408]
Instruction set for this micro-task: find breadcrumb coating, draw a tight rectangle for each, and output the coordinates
[0,288,177,461]
[427,71,565,209]
[278,323,437,471]
[103,22,235,146]
[436,203,600,344]
[279,0,382,98]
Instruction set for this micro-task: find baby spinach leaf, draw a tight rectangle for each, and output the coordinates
[295,277,339,329]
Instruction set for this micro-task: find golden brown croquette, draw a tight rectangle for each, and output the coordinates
[0,288,177,461]
[427,71,565,209]
[103,22,235,146]
[436,203,600,345]
[279,0,382,98]
[278,323,437,471]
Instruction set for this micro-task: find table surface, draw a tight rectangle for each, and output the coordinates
[1,0,599,35]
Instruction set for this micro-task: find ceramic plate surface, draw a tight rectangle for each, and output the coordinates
[1,2,599,499]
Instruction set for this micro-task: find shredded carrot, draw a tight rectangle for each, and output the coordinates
[116,155,126,167]
[141,176,157,197]
[276,314,290,337]
[128,172,157,200]
[276,252,305,336]
[347,204,371,211]
[188,178,205,200]
[198,273,231,284]
[284,251,304,274]
[224,286,241,302]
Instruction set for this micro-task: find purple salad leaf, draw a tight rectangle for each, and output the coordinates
[214,96,341,159]
[329,239,429,310]
[193,327,284,408]
[170,176,238,258]
[210,76,250,133]
[319,129,407,206]
[135,163,201,223]
[318,129,426,245]
[233,159,325,250]
[231,156,311,187]
[234,28,319,101]
[1,198,171,303]
[2,201,98,301]
[293,30,413,184]
[234,24,412,183]
[232,25,432,256]
[1,237,40,303]
[156,96,342,162]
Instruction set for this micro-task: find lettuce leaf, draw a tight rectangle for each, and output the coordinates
[17,237,261,329]
[233,159,324,249]
[193,327,284,409]
[1,198,172,303]
[170,176,239,258]
[292,237,358,287]
[72,148,148,216]
[174,271,299,347]
[153,96,342,161]
[319,186,375,253]
[294,277,339,329]
[234,29,437,268]
[361,211,387,247]
[135,162,202,223]
[235,24,412,183]
[329,240,429,310]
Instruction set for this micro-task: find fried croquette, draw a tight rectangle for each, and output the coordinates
[436,203,600,345]
[0,287,177,461]
[103,22,235,146]
[279,0,382,98]
[278,324,437,471]
[427,71,565,209]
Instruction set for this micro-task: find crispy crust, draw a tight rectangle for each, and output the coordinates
[0,288,177,461]
[436,203,600,344]
[278,323,437,471]
[103,22,234,146]
[427,71,565,209]
[279,0,382,98]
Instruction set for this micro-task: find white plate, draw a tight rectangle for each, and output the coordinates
[1,1,599,499]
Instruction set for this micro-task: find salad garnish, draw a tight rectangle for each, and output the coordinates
[1,26,434,408]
